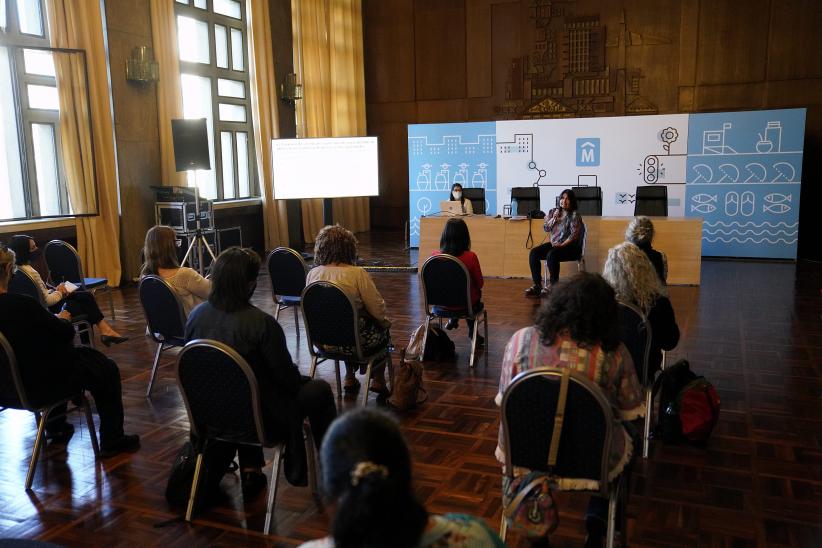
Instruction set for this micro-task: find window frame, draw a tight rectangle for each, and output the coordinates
[174,0,258,202]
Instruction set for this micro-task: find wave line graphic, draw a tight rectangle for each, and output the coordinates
[703,236,798,244]
[703,221,798,228]
[703,229,798,236]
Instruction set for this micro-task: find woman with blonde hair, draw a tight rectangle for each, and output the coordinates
[625,216,667,284]
[602,241,679,376]
[306,225,391,397]
[141,225,210,316]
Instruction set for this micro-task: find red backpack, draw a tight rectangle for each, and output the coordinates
[676,378,721,442]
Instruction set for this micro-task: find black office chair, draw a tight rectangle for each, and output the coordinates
[301,281,392,406]
[0,331,99,490]
[462,188,486,215]
[510,187,540,216]
[8,269,94,347]
[419,254,488,368]
[634,186,668,216]
[266,247,308,344]
[617,301,654,458]
[500,368,628,547]
[572,186,603,216]
[176,339,318,533]
[43,240,115,320]
[139,275,187,398]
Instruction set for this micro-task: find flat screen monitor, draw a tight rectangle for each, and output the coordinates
[271,136,379,200]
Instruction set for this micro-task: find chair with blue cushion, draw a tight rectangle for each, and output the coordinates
[419,253,488,368]
[43,240,115,320]
[139,275,187,398]
[266,247,308,345]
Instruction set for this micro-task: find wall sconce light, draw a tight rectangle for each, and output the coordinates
[280,72,302,105]
[125,46,159,84]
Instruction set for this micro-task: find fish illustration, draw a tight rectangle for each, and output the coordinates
[764,193,791,204]
[691,203,716,214]
[763,203,791,214]
[691,194,718,204]
[740,191,755,216]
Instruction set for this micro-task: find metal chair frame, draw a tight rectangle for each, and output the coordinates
[266,247,309,344]
[617,301,654,458]
[541,220,587,287]
[175,339,318,533]
[419,254,489,368]
[43,239,115,320]
[301,281,393,406]
[0,332,99,491]
[499,368,627,548]
[138,275,187,398]
[10,267,95,347]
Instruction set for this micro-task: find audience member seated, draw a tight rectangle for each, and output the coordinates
[141,225,211,316]
[525,188,583,298]
[497,272,644,547]
[300,408,504,548]
[431,217,485,346]
[625,216,667,284]
[0,244,139,456]
[9,235,127,346]
[185,247,336,495]
[602,242,680,377]
[448,183,473,215]
[305,225,391,398]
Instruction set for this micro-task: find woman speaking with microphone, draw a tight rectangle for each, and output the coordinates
[524,188,583,297]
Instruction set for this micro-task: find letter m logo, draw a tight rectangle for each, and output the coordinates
[576,138,600,166]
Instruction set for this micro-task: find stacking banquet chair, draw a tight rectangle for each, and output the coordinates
[500,368,628,548]
[43,239,115,320]
[301,281,393,406]
[8,268,94,346]
[617,301,653,458]
[139,275,187,398]
[0,331,100,491]
[419,254,488,368]
[541,221,587,288]
[266,247,309,343]
[176,339,318,533]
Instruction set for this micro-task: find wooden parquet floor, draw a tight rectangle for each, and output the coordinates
[1,232,820,547]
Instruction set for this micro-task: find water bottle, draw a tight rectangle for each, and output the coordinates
[511,198,519,216]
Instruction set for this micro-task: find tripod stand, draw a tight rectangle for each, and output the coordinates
[180,180,215,276]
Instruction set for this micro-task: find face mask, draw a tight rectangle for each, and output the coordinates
[453,191,462,200]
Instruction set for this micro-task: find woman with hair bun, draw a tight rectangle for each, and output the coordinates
[624,216,667,284]
[300,408,503,548]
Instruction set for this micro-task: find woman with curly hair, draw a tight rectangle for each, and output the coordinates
[602,241,679,377]
[306,225,391,397]
[496,272,644,547]
[624,216,667,284]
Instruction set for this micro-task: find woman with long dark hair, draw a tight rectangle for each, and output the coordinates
[8,234,127,346]
[524,188,583,297]
[497,272,644,547]
[300,408,503,548]
[448,183,473,214]
[431,218,484,345]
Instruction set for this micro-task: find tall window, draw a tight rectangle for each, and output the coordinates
[0,0,67,220]
[174,0,257,201]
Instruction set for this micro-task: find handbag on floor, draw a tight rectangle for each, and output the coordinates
[388,349,427,411]
[165,439,237,507]
[406,322,456,362]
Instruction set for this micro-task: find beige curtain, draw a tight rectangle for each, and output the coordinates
[292,0,370,243]
[150,0,186,186]
[47,0,121,285]
[247,0,289,250]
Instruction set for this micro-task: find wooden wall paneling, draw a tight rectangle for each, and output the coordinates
[678,0,700,86]
[414,0,468,100]
[466,0,492,98]
[363,0,417,103]
[416,99,468,123]
[695,0,771,85]
[765,78,822,108]
[490,1,522,109]
[766,0,822,81]
[694,82,767,111]
[369,122,413,229]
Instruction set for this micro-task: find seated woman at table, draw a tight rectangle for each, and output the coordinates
[431,217,484,346]
[497,272,644,547]
[306,225,391,397]
[524,188,583,298]
[8,234,127,346]
[624,216,667,284]
[141,225,211,316]
[448,183,473,215]
[602,241,679,377]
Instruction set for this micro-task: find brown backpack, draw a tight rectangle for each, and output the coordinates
[388,349,427,410]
